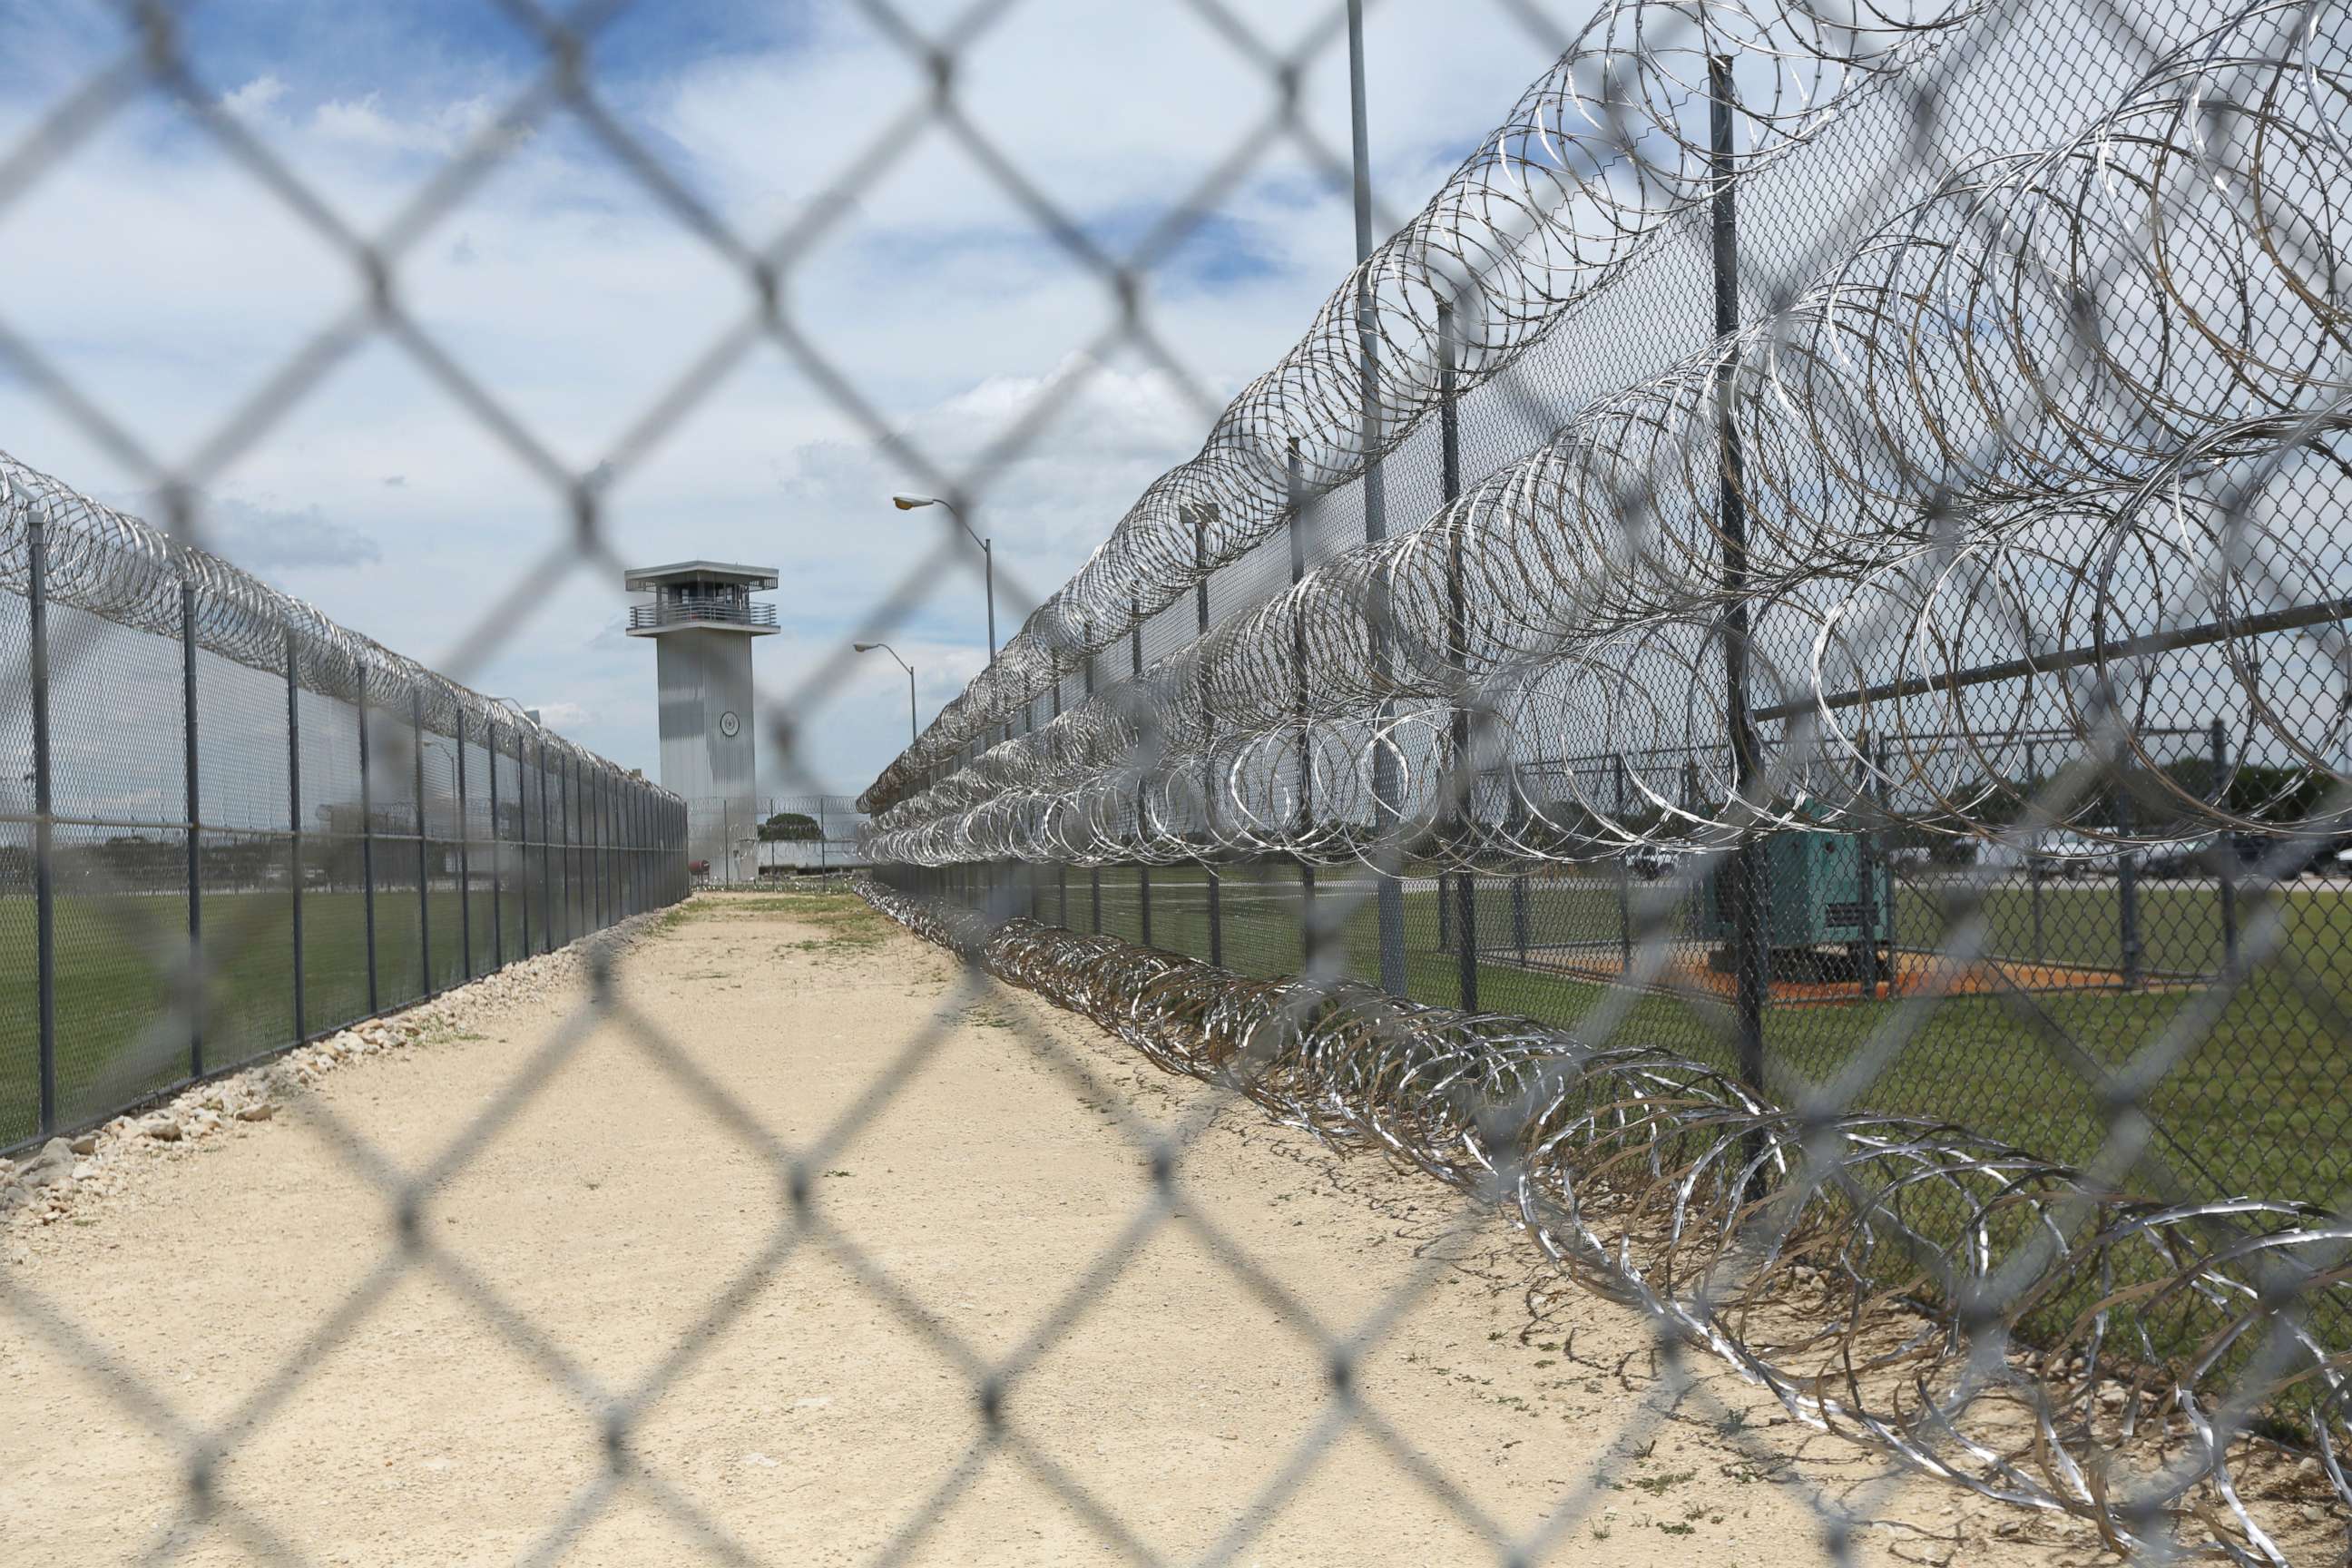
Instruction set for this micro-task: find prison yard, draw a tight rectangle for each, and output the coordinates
[7,0,2352,1560]
[11,856,2351,1214]
[1045,862,2352,1209]
[0,891,2108,1566]
[0,881,606,1143]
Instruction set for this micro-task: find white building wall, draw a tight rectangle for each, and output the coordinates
[654,627,758,876]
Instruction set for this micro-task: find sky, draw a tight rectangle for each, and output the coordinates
[0,0,1591,799]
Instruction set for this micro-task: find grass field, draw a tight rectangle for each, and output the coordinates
[1021,864,2352,1213]
[0,879,610,1147]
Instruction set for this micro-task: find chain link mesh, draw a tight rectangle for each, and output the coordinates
[1,0,2348,1563]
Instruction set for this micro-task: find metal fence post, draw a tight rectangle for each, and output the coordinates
[488,719,504,970]
[1440,297,1476,1013]
[2211,717,2239,972]
[2026,736,2045,962]
[456,709,472,981]
[538,735,553,955]
[1877,736,1898,976]
[1083,649,1102,933]
[1854,730,1879,999]
[29,506,57,1133]
[1132,603,1152,948]
[567,752,580,939]
[181,576,203,1076]
[1710,54,1769,1112]
[519,730,535,958]
[413,686,430,996]
[359,679,377,1014]
[287,632,305,1042]
[1613,754,1633,975]
[1511,874,1529,966]
[1194,510,1223,969]
[1346,0,1406,998]
[2117,779,2143,991]
[1288,436,1318,972]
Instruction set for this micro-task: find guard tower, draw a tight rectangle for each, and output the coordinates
[624,561,779,881]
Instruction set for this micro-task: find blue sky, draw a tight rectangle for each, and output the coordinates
[0,0,1587,797]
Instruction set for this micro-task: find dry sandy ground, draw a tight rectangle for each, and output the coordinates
[0,891,2113,1567]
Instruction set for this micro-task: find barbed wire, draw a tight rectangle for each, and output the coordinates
[0,448,658,779]
[858,866,2352,1565]
[865,0,2352,869]
[858,0,2013,808]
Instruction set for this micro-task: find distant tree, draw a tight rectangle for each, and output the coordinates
[759,811,822,842]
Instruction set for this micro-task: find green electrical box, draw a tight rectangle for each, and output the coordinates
[1698,831,1885,949]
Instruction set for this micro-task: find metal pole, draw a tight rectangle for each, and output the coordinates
[567,754,580,937]
[359,679,377,1014]
[1289,437,1318,971]
[2027,737,2045,963]
[1084,647,1101,932]
[1440,299,1476,1012]
[538,736,553,955]
[2211,718,2239,973]
[29,508,56,1133]
[1710,54,1768,1112]
[1855,730,1879,999]
[287,633,305,1043]
[1512,874,1530,967]
[181,578,203,1076]
[1347,0,1406,996]
[413,687,430,996]
[488,719,504,970]
[1195,511,1222,969]
[906,668,917,747]
[1877,737,1899,985]
[1614,755,1633,975]
[2117,779,2143,991]
[518,731,534,957]
[1132,600,1151,948]
[984,537,996,662]
[456,710,473,980]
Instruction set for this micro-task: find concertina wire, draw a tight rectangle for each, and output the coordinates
[863,0,2352,871]
[859,875,2352,1566]
[0,449,657,796]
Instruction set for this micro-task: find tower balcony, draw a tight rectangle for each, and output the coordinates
[622,560,782,638]
[627,599,780,634]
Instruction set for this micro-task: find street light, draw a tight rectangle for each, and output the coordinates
[892,494,994,662]
[853,642,918,748]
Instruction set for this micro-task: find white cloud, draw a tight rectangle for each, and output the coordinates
[0,4,1589,794]
[222,74,288,119]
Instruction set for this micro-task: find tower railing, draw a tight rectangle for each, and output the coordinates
[626,600,779,632]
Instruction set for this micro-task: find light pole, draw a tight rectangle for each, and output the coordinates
[892,495,994,662]
[854,642,918,748]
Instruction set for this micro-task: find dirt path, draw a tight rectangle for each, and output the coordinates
[0,891,2101,1566]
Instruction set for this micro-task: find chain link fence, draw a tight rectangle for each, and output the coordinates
[684,794,870,884]
[1,0,2348,1563]
[0,453,687,1153]
[858,0,2352,1558]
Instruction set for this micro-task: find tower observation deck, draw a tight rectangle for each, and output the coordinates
[625,561,779,880]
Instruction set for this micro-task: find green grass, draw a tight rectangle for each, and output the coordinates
[0,882,613,1147]
[1004,865,2352,1212]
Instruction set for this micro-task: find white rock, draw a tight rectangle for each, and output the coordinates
[18,1141,74,1189]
